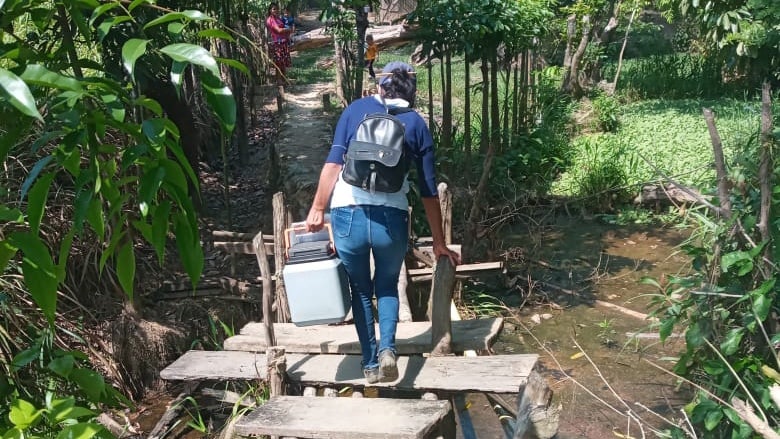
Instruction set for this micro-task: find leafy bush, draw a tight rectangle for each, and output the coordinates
[592,92,620,132]
[556,135,634,212]
[603,53,742,100]
[646,102,780,436]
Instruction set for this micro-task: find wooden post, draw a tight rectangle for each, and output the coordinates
[276,85,284,113]
[397,261,413,323]
[303,387,317,397]
[322,388,338,397]
[437,182,452,245]
[273,192,291,322]
[429,256,456,356]
[266,346,286,397]
[513,369,560,439]
[253,232,276,347]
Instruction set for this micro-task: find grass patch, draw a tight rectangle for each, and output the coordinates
[554,98,768,198]
[289,46,337,84]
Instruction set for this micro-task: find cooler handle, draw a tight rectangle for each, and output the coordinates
[284,223,335,258]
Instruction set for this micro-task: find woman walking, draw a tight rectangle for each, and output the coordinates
[306,61,460,384]
[265,3,292,83]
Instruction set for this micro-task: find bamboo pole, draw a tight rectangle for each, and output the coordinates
[273,192,292,322]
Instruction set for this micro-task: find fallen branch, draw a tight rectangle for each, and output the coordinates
[147,382,198,439]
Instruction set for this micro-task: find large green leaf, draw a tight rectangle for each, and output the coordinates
[201,71,236,133]
[174,213,202,288]
[26,172,55,235]
[20,65,83,92]
[160,43,219,77]
[97,16,133,43]
[8,399,43,429]
[56,422,104,439]
[69,368,106,402]
[88,1,120,26]
[116,241,135,300]
[10,232,58,323]
[151,201,171,265]
[20,155,54,200]
[0,68,43,120]
[0,206,23,223]
[199,29,235,42]
[216,57,250,75]
[719,328,744,355]
[48,355,75,377]
[0,240,18,274]
[143,10,211,29]
[121,39,149,81]
[170,60,187,96]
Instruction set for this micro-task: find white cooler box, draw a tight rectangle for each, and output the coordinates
[282,224,351,326]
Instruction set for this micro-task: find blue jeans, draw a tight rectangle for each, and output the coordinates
[331,205,408,370]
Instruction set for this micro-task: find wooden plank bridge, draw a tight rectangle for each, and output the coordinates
[159,186,559,438]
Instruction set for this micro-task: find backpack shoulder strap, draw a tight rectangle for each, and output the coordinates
[388,107,414,116]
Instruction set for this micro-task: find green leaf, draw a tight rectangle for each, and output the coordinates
[160,43,219,77]
[20,65,83,92]
[129,0,152,12]
[170,61,187,96]
[201,71,236,133]
[0,68,43,120]
[685,321,704,348]
[53,406,96,423]
[56,422,104,439]
[20,155,54,200]
[720,328,744,356]
[88,1,120,26]
[0,206,24,223]
[174,213,203,288]
[151,201,171,265]
[216,57,250,75]
[751,279,775,320]
[721,250,751,273]
[9,399,43,429]
[48,354,75,377]
[56,229,74,283]
[143,10,213,30]
[11,346,39,371]
[10,231,58,324]
[116,241,135,300]
[69,368,106,402]
[659,318,675,342]
[160,158,188,191]
[99,229,124,274]
[168,22,186,34]
[198,29,235,41]
[0,240,18,273]
[136,97,163,116]
[26,172,55,235]
[97,16,133,43]
[86,198,105,240]
[703,407,723,430]
[121,39,149,81]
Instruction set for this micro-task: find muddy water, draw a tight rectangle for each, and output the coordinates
[485,216,694,437]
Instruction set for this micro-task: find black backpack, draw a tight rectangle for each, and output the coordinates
[342,105,414,194]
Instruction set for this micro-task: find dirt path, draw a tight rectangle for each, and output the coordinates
[272,83,336,220]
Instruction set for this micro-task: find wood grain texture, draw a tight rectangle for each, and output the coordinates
[160,351,538,394]
[223,318,503,354]
[234,396,452,439]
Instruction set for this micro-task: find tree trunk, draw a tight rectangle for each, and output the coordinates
[427,61,434,129]
[441,49,452,152]
[464,59,472,184]
[511,54,520,139]
[561,14,576,92]
[757,81,772,247]
[353,6,369,101]
[566,15,591,98]
[333,36,346,106]
[479,56,489,154]
[501,58,511,152]
[611,6,637,95]
[490,54,501,154]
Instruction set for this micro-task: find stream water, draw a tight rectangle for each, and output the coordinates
[479,214,695,437]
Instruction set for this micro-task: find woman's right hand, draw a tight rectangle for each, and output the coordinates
[306,207,325,232]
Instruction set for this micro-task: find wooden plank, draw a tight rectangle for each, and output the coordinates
[161,351,538,393]
[408,261,503,277]
[234,396,452,439]
[212,231,274,241]
[225,317,504,354]
[213,241,274,256]
[429,256,456,355]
